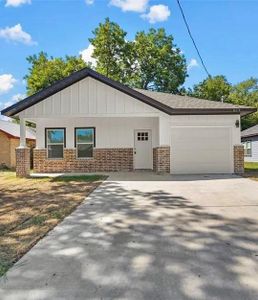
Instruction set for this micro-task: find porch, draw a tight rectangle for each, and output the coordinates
[16,116,171,177]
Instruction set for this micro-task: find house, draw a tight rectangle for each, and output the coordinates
[0,119,35,169]
[1,68,256,177]
[241,124,258,162]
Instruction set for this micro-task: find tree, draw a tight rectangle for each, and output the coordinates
[89,18,129,83]
[25,52,87,95]
[90,21,187,92]
[189,75,232,101]
[228,78,258,129]
[130,28,187,93]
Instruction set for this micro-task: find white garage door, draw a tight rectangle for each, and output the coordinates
[171,127,233,174]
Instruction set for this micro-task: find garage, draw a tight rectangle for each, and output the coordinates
[170,126,233,174]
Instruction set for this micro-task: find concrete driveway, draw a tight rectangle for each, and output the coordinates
[1,173,258,300]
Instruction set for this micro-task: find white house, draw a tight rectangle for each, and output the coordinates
[241,125,258,162]
[1,68,256,177]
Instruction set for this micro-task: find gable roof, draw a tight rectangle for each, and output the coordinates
[241,124,258,138]
[0,120,36,140]
[1,67,256,117]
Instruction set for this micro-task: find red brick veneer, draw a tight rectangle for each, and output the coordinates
[234,145,244,175]
[16,147,30,177]
[153,146,170,173]
[33,148,134,173]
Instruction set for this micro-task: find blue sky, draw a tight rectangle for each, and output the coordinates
[0,0,258,116]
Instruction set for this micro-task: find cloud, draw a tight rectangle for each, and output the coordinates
[110,0,148,12]
[85,0,94,4]
[0,74,17,94]
[5,0,31,7]
[10,93,26,102]
[79,44,97,67]
[187,58,199,70]
[141,4,170,23]
[0,93,25,121]
[0,24,37,45]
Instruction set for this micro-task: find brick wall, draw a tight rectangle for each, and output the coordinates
[0,130,35,169]
[16,147,30,177]
[33,148,134,173]
[153,146,170,173]
[10,138,19,168]
[234,145,244,175]
[0,131,10,168]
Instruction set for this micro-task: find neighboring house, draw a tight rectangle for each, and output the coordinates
[241,124,258,162]
[0,120,36,169]
[1,68,256,176]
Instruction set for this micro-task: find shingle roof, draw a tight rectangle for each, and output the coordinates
[134,88,254,115]
[241,124,258,138]
[1,67,256,117]
[0,120,36,140]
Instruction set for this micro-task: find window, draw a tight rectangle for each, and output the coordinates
[137,132,149,141]
[243,141,252,157]
[46,128,65,159]
[75,128,95,158]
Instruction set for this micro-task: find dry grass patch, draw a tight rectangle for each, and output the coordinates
[0,171,106,276]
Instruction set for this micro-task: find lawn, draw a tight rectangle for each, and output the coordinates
[0,171,106,277]
[244,162,258,181]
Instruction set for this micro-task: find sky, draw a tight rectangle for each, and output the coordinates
[0,0,258,118]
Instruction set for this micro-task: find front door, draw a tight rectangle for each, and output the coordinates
[134,130,152,169]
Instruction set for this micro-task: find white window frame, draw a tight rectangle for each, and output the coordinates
[244,141,252,157]
[75,127,95,159]
[45,128,65,159]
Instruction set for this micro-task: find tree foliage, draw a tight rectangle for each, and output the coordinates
[89,18,129,83]
[188,75,231,102]
[189,75,258,129]
[25,52,87,95]
[228,78,258,129]
[90,19,187,92]
[25,19,187,95]
[130,28,187,92]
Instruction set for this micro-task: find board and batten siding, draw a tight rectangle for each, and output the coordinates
[243,136,258,162]
[19,77,161,118]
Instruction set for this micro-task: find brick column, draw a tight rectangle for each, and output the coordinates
[153,146,170,173]
[234,145,244,175]
[16,147,30,177]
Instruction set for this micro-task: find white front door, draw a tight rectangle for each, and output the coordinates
[134,130,152,169]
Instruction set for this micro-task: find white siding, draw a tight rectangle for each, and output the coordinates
[159,115,241,146]
[244,136,258,162]
[36,117,159,149]
[19,77,159,118]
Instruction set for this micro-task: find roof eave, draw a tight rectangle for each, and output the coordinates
[169,108,254,115]
[241,133,258,138]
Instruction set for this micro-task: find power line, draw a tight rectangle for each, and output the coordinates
[176,0,211,78]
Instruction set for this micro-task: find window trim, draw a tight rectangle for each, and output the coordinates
[74,127,96,159]
[45,127,66,159]
[243,140,252,157]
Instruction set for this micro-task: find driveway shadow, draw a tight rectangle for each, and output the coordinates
[1,180,258,300]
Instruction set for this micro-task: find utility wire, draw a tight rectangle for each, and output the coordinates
[176,0,211,77]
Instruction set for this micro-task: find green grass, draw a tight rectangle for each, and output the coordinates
[51,174,106,182]
[27,215,47,226]
[244,162,258,171]
[0,260,12,277]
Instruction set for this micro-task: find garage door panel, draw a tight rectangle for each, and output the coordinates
[171,127,233,174]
